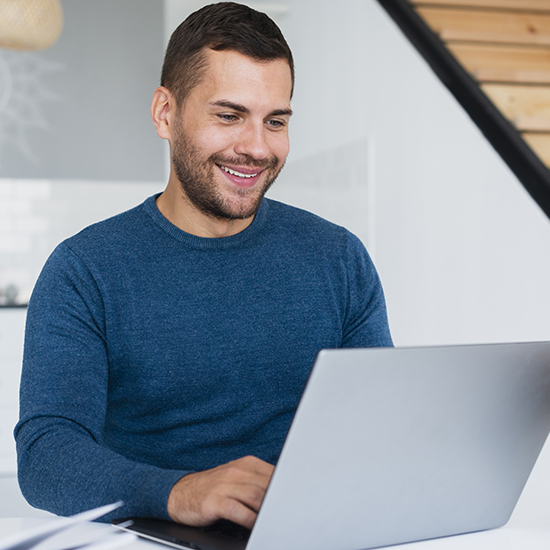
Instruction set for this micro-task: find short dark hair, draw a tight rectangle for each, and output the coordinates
[160,2,295,106]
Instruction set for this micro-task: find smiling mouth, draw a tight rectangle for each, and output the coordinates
[218,164,262,179]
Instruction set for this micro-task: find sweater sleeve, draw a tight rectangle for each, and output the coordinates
[15,243,188,521]
[340,232,393,348]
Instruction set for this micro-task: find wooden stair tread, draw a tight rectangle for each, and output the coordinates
[411,0,550,13]
[409,0,550,169]
[521,132,550,166]
[482,84,550,119]
[514,115,550,131]
[447,43,550,83]
[417,6,550,45]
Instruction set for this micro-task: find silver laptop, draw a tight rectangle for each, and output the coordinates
[113,341,550,550]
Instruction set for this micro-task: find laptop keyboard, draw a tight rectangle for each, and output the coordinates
[200,519,251,541]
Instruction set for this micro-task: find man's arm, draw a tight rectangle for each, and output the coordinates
[17,416,272,527]
[15,244,189,521]
[16,415,187,521]
[341,232,393,349]
[16,243,274,527]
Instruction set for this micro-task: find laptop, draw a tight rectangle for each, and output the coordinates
[113,341,550,550]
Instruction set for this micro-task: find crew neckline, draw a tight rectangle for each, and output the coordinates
[142,193,269,250]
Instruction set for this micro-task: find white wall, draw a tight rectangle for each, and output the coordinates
[280,0,550,346]
[357,4,550,346]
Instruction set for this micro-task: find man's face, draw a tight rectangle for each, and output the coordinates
[171,49,293,221]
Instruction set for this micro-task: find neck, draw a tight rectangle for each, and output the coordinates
[156,177,255,238]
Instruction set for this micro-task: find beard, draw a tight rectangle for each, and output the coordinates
[171,119,285,221]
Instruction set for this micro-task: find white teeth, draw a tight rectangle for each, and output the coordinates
[220,165,258,178]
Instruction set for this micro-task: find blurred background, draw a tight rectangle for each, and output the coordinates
[2,0,550,515]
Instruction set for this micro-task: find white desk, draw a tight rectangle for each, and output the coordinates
[0,519,151,550]
[3,437,550,550]
[1,516,550,550]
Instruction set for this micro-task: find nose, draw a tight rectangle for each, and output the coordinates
[234,121,270,160]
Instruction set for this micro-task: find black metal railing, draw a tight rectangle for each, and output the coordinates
[376,0,550,220]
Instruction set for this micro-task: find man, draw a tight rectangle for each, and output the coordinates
[15,2,392,529]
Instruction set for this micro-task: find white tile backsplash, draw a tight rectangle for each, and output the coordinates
[0,179,163,305]
[0,199,32,215]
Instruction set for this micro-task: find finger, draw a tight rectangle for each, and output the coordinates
[216,495,259,530]
[218,458,273,490]
[224,478,268,514]
[238,455,275,477]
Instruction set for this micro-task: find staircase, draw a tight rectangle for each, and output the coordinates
[377,0,550,217]
[410,0,550,168]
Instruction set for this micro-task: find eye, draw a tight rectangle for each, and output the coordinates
[267,119,285,129]
[218,113,238,122]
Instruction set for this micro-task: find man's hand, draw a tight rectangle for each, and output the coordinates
[167,456,274,530]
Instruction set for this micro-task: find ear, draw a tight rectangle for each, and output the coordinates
[151,86,176,141]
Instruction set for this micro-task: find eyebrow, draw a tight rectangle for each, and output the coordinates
[211,100,293,118]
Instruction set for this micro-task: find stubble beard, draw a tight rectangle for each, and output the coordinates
[171,120,285,221]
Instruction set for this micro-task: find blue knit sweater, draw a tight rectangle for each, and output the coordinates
[16,195,392,521]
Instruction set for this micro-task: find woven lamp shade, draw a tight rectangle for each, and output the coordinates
[0,0,63,51]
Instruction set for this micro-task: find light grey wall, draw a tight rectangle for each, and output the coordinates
[0,0,165,180]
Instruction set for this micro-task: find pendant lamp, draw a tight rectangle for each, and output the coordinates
[0,0,63,51]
